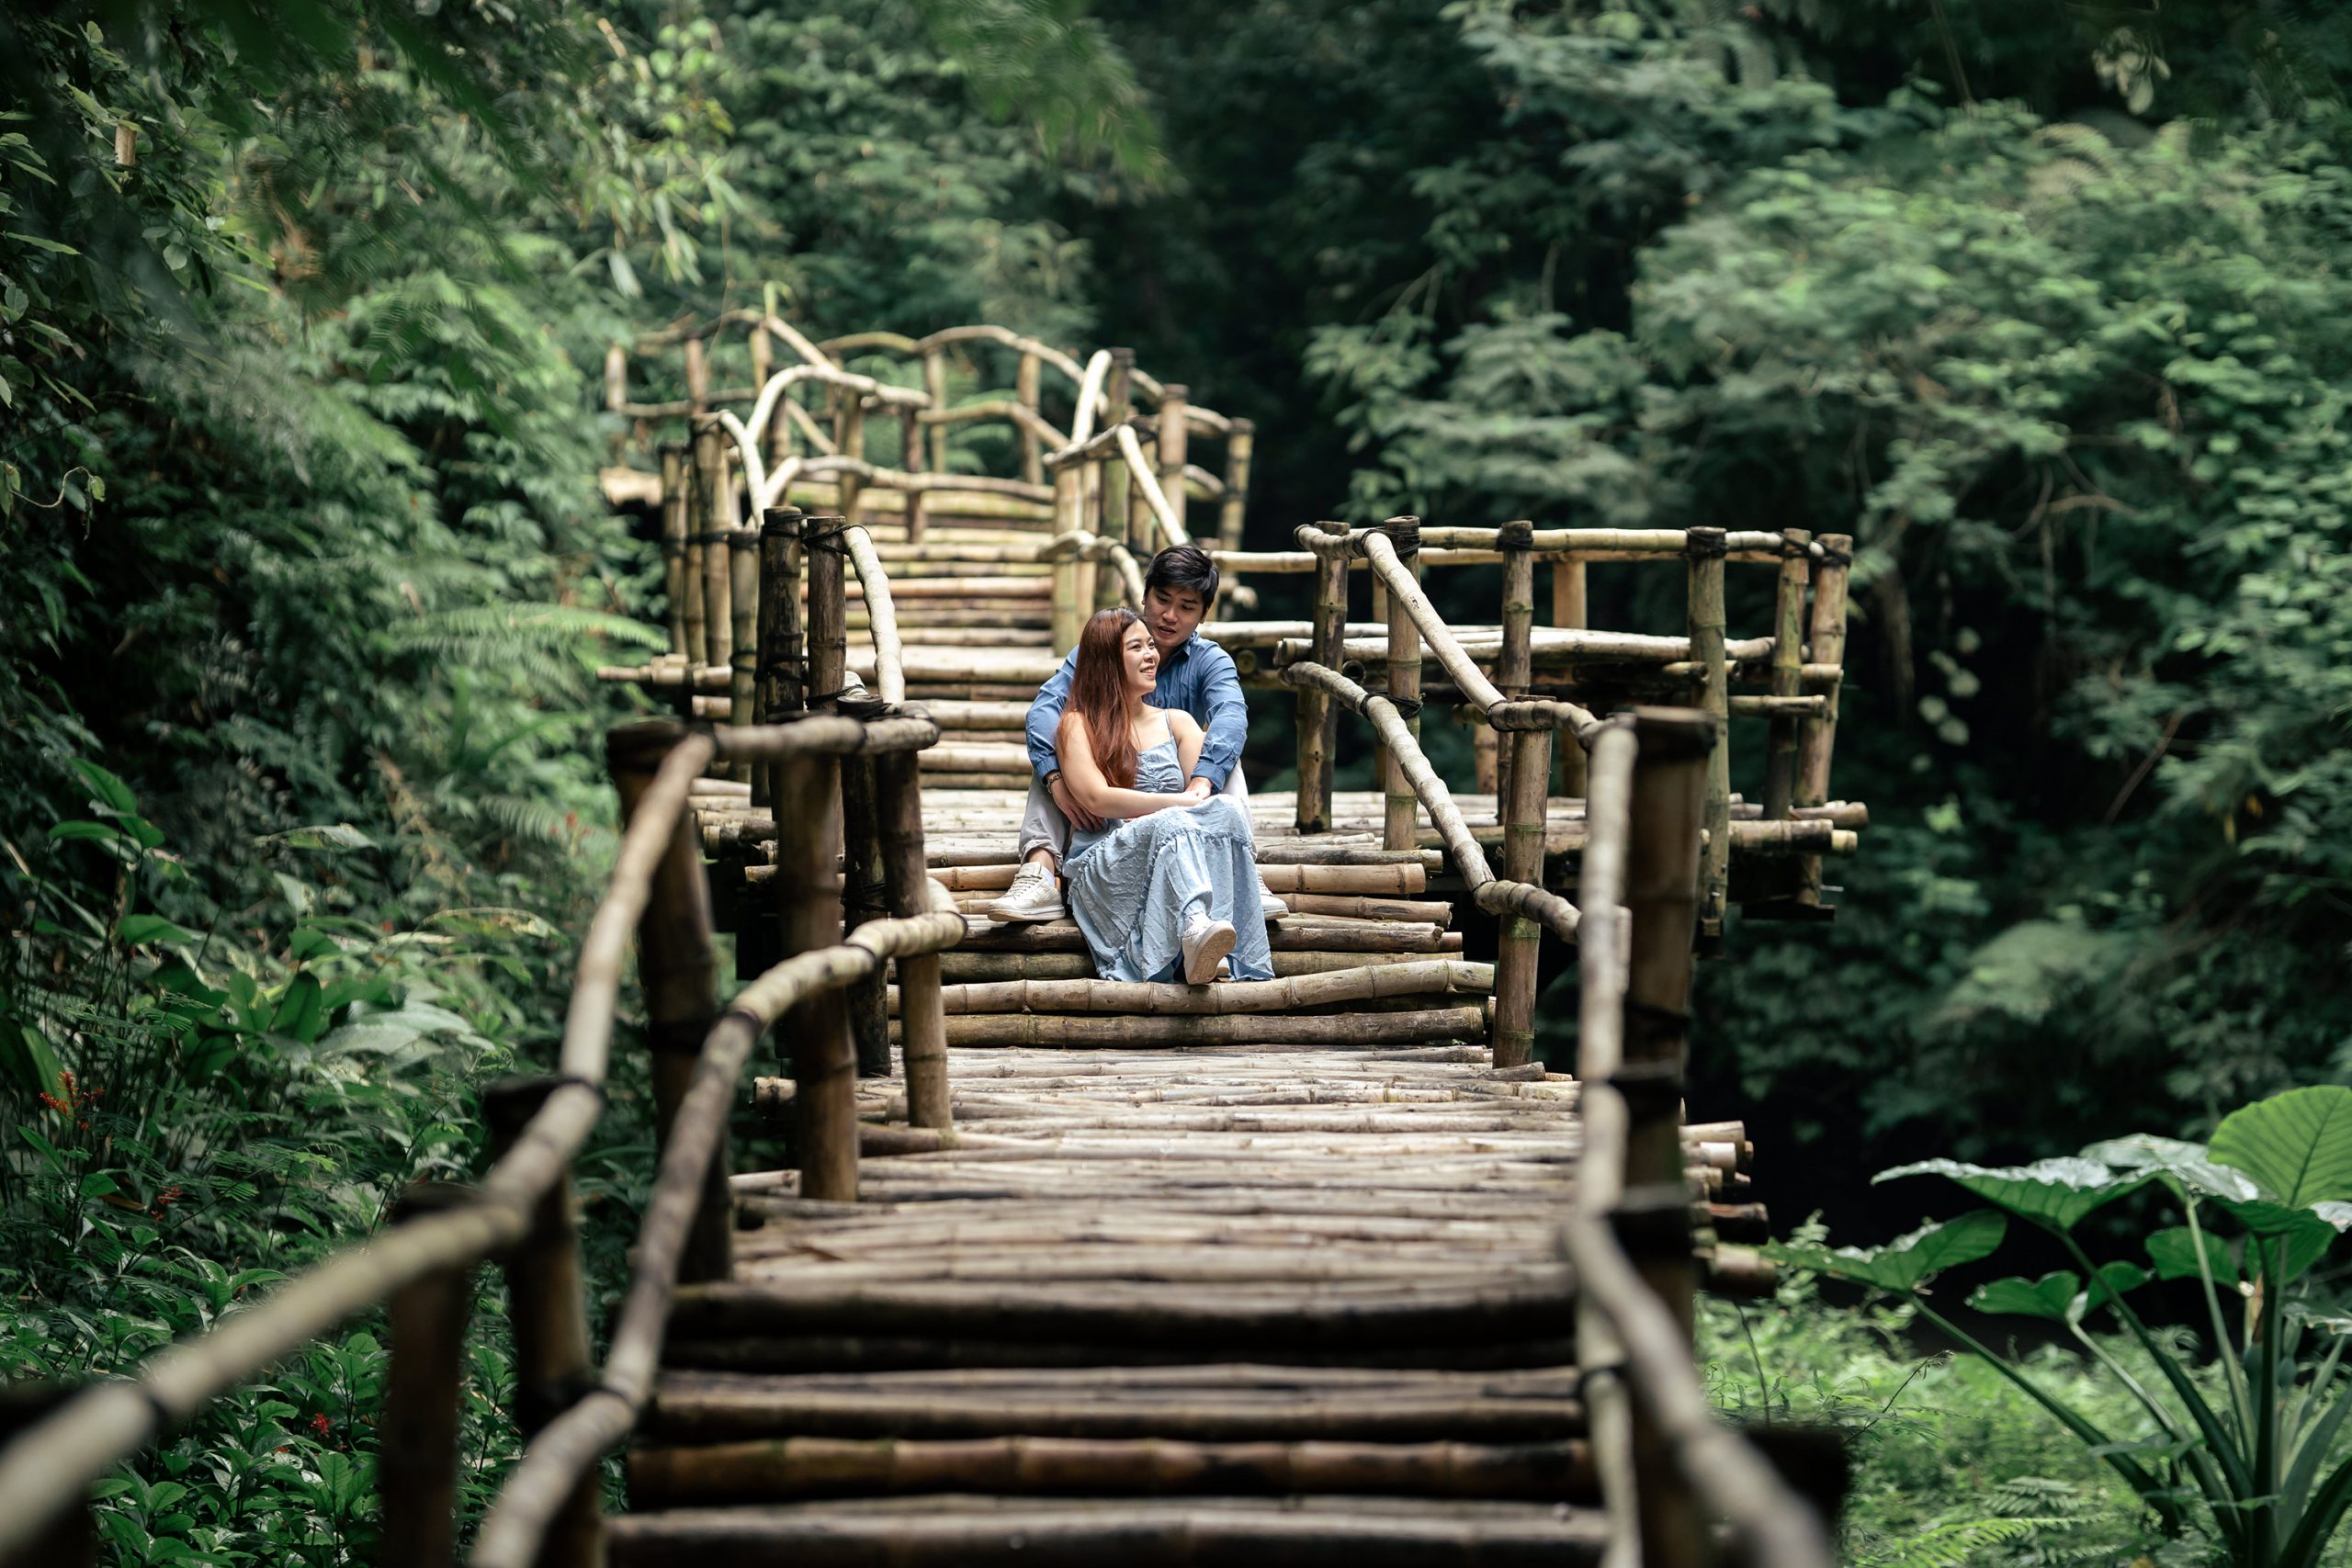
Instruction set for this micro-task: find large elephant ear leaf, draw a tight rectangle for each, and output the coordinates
[1875,1156,2150,1235]
[2075,1261,2150,1321]
[2085,1134,2261,1202]
[1767,1211,2007,1293]
[1968,1270,2079,1320]
[2146,1225,2241,1289]
[2210,1086,2352,1210]
[2211,1201,2341,1286]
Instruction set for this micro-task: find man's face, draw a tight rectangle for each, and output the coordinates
[1143,583,1208,657]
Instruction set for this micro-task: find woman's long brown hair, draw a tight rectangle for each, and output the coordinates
[1067,607,1146,788]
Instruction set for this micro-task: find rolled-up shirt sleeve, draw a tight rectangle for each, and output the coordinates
[1190,643,1247,791]
[1027,651,1080,781]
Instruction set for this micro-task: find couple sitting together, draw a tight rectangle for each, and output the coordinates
[985,546,1284,986]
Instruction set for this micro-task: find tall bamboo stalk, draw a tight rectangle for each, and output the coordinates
[1684,527,1731,942]
[1295,522,1350,834]
[693,416,733,674]
[876,749,952,1131]
[377,1181,474,1568]
[1382,517,1424,852]
[482,1077,603,1567]
[1794,532,1853,909]
[1158,383,1189,542]
[610,721,732,1282]
[1764,528,1812,821]
[1553,557,1589,799]
[661,444,689,658]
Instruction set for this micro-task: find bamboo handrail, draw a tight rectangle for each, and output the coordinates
[471,891,966,1567]
[1562,1215,1837,1568]
[840,527,907,705]
[1114,422,1189,550]
[0,732,718,1561]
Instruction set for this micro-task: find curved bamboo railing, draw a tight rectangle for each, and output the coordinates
[0,507,969,1567]
[1275,539,1836,1565]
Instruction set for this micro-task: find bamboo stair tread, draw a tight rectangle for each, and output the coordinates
[605,1495,1611,1565]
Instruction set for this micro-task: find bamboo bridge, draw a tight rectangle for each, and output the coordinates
[0,314,1861,1565]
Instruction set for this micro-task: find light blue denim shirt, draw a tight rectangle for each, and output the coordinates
[1024,631,1248,791]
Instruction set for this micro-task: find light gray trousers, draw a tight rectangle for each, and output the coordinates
[1018,763,1252,871]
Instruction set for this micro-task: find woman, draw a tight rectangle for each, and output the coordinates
[1054,608,1273,985]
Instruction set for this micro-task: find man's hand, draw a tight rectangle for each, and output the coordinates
[1182,776,1215,806]
[1049,773,1103,831]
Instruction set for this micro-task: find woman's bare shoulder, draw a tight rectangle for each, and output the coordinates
[1167,708,1203,740]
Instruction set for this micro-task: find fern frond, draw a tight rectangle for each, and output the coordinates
[1863,1517,2063,1568]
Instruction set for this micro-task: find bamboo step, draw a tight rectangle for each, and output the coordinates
[605,1495,1611,1566]
[627,1433,1599,1508]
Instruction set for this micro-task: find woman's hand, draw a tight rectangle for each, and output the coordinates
[1181,777,1214,806]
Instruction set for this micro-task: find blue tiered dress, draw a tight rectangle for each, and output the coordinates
[1064,737,1274,985]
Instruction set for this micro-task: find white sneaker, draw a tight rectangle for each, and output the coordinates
[1182,916,1238,985]
[987,863,1066,923]
[1259,886,1290,920]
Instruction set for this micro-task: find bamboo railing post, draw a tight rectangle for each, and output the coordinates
[1763,528,1813,821]
[899,408,922,478]
[727,525,760,770]
[1296,522,1349,834]
[1382,516,1424,853]
[684,334,708,414]
[1619,705,1712,1568]
[1492,720,1554,1073]
[753,508,807,815]
[604,343,628,416]
[660,444,689,659]
[1051,468,1085,655]
[680,445,709,683]
[377,1180,475,1568]
[609,721,732,1282]
[1104,350,1134,550]
[1016,351,1044,485]
[1494,520,1537,817]
[1620,706,1710,1211]
[482,1077,603,1567]
[1794,534,1854,908]
[1220,419,1252,550]
[876,747,952,1131]
[922,347,950,473]
[834,389,867,529]
[1158,382,1189,543]
[1554,556,1589,799]
[840,699,892,1079]
[1685,528,1731,943]
[787,513,858,1200]
[692,415,734,675]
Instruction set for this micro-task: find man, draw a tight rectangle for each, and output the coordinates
[987,545,1288,923]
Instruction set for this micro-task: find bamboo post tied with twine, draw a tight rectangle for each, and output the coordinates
[838,696,893,1080]
[482,1076,603,1566]
[786,512,857,1200]
[660,443,689,660]
[1685,526,1731,942]
[1295,522,1351,833]
[753,507,807,813]
[692,415,733,676]
[610,721,732,1283]
[876,745,954,1131]
[374,1181,475,1568]
[1794,532,1853,909]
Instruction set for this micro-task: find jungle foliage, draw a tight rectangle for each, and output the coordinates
[1075,0,2352,1210]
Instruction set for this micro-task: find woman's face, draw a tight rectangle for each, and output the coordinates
[1120,620,1159,695]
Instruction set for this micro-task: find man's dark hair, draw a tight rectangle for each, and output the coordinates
[1145,545,1219,609]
